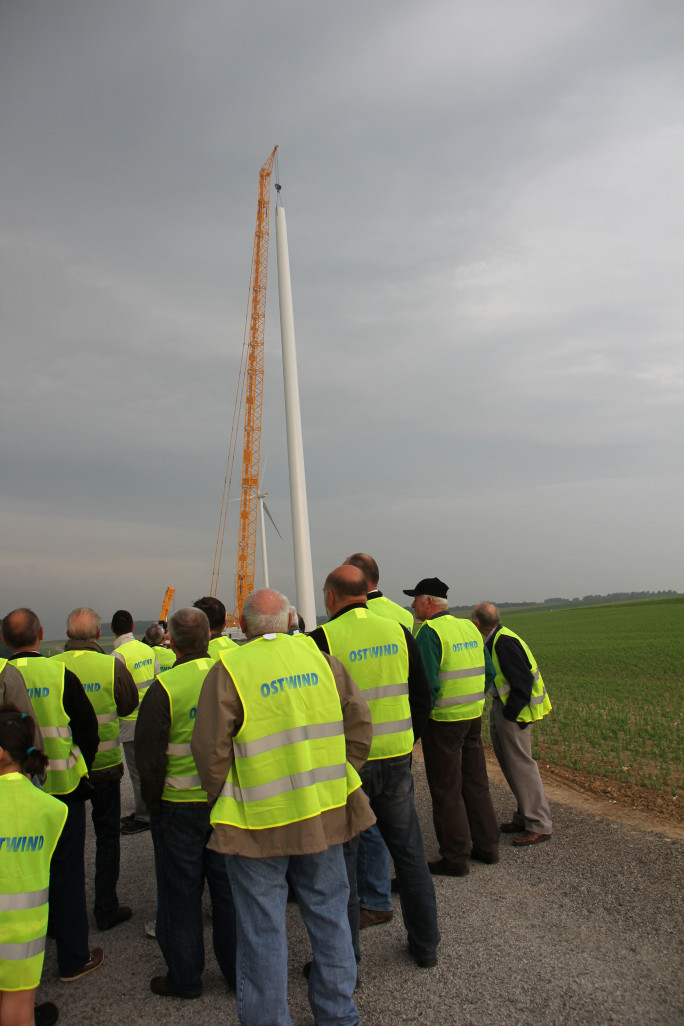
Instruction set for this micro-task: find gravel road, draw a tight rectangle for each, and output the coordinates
[37,758,684,1026]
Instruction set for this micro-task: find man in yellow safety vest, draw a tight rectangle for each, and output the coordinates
[406,578,500,877]
[191,588,374,1026]
[135,607,236,999]
[471,602,553,845]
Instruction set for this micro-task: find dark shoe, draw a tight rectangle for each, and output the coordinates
[120,817,150,835]
[35,1003,59,1026]
[512,831,551,846]
[359,907,393,929]
[470,847,500,864]
[59,947,104,982]
[409,946,438,969]
[120,812,136,824]
[500,820,525,833]
[97,906,132,931]
[390,877,400,892]
[428,858,469,877]
[150,976,202,999]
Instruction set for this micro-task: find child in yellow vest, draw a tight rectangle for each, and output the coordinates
[0,705,67,1025]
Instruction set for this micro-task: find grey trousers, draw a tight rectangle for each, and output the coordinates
[122,738,149,821]
[490,698,552,834]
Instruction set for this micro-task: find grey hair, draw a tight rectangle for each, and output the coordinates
[168,607,209,654]
[423,594,448,610]
[66,607,101,640]
[242,590,291,636]
[144,623,165,645]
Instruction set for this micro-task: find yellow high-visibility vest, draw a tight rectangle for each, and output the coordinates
[158,658,212,802]
[491,627,552,722]
[321,607,413,760]
[52,649,121,771]
[0,772,67,989]
[211,633,361,831]
[13,658,88,795]
[116,639,156,722]
[423,616,486,722]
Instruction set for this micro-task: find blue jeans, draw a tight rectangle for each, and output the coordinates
[360,753,440,961]
[357,824,392,912]
[150,802,236,996]
[225,845,359,1026]
[91,778,123,927]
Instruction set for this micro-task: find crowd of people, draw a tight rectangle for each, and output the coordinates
[0,553,553,1026]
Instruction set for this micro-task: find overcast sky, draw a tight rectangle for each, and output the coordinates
[1,0,683,637]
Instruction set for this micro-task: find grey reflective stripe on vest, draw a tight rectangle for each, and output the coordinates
[219,762,346,804]
[164,774,202,789]
[0,887,49,912]
[435,690,485,708]
[136,677,155,692]
[361,681,409,702]
[166,743,193,757]
[438,665,485,681]
[40,726,73,739]
[97,738,120,752]
[496,682,511,697]
[48,749,82,772]
[530,688,548,706]
[372,716,413,737]
[0,937,46,959]
[232,721,344,760]
[96,711,118,725]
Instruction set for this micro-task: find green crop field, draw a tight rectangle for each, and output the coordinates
[482,597,684,794]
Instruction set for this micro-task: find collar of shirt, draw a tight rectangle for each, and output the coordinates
[64,639,105,654]
[329,601,368,623]
[112,632,134,649]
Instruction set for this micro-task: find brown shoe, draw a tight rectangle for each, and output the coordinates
[500,821,524,833]
[60,948,104,982]
[360,907,393,929]
[512,831,551,846]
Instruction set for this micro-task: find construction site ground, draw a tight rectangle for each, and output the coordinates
[38,750,683,1026]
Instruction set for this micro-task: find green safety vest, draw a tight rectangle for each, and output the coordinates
[208,635,239,663]
[158,658,212,803]
[13,658,88,795]
[153,646,176,671]
[52,650,121,772]
[211,633,361,831]
[367,595,414,631]
[423,616,486,722]
[321,607,413,760]
[491,627,552,722]
[0,773,67,989]
[116,639,156,722]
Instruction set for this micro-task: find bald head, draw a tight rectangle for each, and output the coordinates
[2,608,42,652]
[344,553,379,590]
[471,602,500,635]
[241,589,291,638]
[324,565,368,617]
[67,607,101,642]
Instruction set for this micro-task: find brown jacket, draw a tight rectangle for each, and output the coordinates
[191,638,375,857]
[0,660,44,752]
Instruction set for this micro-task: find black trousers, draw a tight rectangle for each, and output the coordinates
[422,717,499,866]
[50,799,90,977]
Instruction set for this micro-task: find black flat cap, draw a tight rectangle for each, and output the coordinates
[403,577,449,599]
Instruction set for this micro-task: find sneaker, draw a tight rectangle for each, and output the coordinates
[96,906,132,931]
[120,817,150,835]
[34,1003,59,1026]
[144,920,157,938]
[59,947,104,982]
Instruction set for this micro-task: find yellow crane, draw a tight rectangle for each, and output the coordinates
[211,146,278,626]
[159,586,175,623]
